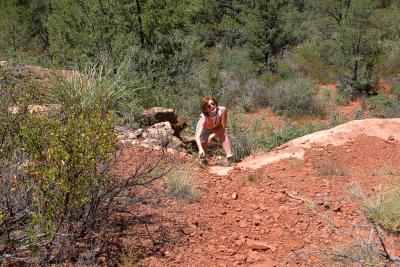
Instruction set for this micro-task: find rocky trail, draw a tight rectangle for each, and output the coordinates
[112,119,400,266]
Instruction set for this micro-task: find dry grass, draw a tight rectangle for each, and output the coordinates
[366,185,400,233]
[318,159,346,177]
[247,171,262,182]
[166,167,199,203]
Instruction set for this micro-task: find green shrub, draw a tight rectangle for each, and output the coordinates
[20,111,117,246]
[293,43,339,84]
[51,61,134,115]
[262,122,325,152]
[247,172,262,182]
[337,77,379,100]
[266,77,325,117]
[364,92,400,117]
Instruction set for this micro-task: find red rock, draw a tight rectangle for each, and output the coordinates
[239,221,248,228]
[248,250,262,261]
[246,239,273,250]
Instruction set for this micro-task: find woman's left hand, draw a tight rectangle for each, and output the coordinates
[208,133,216,142]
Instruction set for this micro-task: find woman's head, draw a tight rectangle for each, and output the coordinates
[201,96,218,115]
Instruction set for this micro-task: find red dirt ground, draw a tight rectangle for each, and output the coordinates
[111,132,400,266]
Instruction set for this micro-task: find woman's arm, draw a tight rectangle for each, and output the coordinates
[195,115,206,156]
[221,106,228,129]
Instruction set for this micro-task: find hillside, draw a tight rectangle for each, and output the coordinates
[111,119,400,266]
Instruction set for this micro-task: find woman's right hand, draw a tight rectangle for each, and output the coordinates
[199,149,205,158]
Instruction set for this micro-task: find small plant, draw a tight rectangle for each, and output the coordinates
[166,168,198,203]
[318,160,346,176]
[120,240,139,267]
[247,172,262,182]
[372,167,398,176]
[349,182,364,199]
[333,242,383,266]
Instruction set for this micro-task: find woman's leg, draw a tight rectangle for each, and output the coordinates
[222,133,233,157]
[215,128,233,157]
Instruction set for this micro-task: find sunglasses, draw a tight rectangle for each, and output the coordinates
[207,102,216,108]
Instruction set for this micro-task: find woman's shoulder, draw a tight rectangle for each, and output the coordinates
[219,106,227,113]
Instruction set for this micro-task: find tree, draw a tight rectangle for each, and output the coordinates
[244,0,300,72]
[328,0,384,95]
[46,0,142,65]
[190,0,248,47]
[0,1,31,55]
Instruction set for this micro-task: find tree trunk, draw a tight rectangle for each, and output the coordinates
[135,0,145,47]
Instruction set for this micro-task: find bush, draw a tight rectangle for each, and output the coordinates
[292,43,339,84]
[51,60,135,116]
[19,110,117,258]
[364,92,400,118]
[261,121,326,152]
[266,77,325,117]
[337,77,379,100]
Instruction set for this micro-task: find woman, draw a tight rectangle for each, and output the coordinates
[195,96,234,164]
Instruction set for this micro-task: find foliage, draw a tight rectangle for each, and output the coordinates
[245,0,302,72]
[19,110,116,254]
[292,43,339,83]
[51,58,138,117]
[266,77,325,117]
[190,0,247,47]
[327,0,383,96]
[364,92,400,118]
[261,121,325,152]
[0,1,31,55]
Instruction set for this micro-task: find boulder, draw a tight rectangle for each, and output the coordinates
[142,107,177,125]
[142,107,187,135]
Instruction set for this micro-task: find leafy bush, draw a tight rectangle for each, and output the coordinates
[266,77,325,117]
[293,43,339,83]
[364,92,400,118]
[262,122,325,152]
[337,77,379,100]
[19,110,117,258]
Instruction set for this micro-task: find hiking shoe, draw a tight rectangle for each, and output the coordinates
[221,156,237,167]
[228,156,238,166]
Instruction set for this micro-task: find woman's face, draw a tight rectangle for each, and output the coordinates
[207,99,217,115]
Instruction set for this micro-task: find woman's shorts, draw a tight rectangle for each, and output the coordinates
[196,120,214,143]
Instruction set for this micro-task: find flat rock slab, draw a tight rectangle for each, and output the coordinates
[209,118,400,176]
